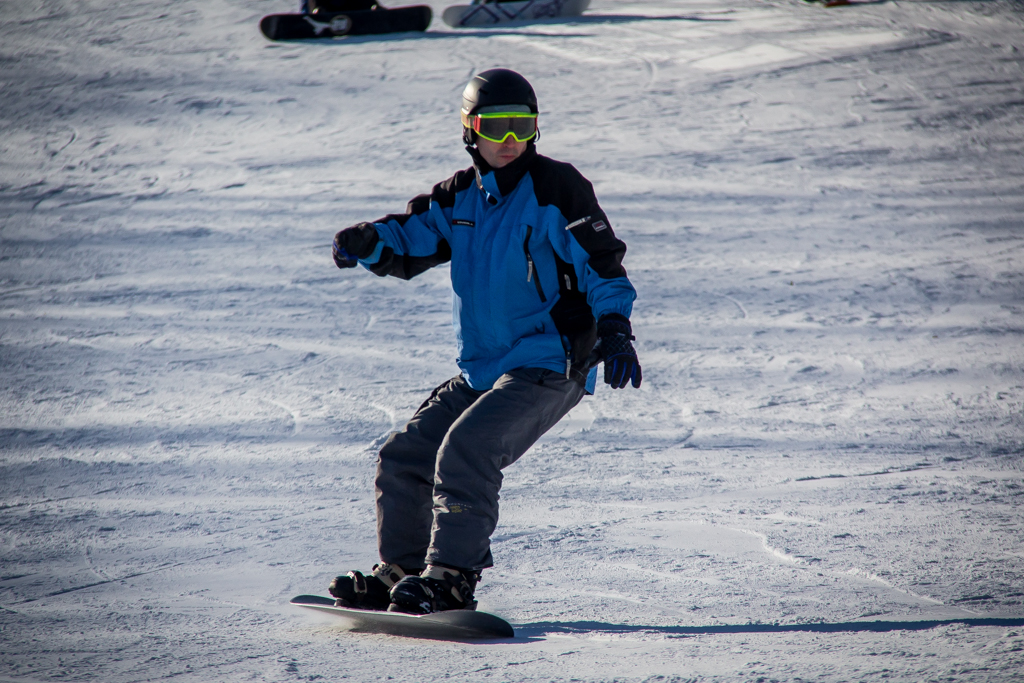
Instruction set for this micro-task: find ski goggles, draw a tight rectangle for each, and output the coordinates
[461,111,538,143]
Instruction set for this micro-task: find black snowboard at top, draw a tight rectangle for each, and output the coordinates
[260,4,431,40]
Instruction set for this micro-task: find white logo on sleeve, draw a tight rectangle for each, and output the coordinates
[565,215,591,230]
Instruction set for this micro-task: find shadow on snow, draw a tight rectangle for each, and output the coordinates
[516,616,1024,639]
[269,13,729,44]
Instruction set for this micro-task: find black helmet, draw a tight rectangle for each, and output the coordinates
[461,68,538,144]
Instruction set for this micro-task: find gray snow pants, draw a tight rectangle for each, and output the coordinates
[375,367,585,571]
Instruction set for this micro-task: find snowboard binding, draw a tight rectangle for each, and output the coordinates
[329,563,421,611]
[388,565,480,614]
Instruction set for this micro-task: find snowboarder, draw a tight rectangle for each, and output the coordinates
[329,68,641,614]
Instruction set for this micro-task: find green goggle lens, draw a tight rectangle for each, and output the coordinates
[465,112,538,143]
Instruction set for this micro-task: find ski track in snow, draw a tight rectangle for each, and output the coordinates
[1,0,1023,681]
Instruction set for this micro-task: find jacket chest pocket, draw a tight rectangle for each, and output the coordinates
[522,225,547,303]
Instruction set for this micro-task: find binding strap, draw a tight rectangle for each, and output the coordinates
[371,562,411,588]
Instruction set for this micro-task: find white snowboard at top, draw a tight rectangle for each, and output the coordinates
[442,0,590,27]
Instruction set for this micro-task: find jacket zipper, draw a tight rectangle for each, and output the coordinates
[523,225,547,303]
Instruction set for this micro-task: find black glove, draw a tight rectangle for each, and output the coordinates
[333,222,380,269]
[597,313,642,389]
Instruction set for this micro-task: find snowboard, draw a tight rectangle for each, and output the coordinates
[290,594,515,640]
[442,0,590,28]
[260,5,432,40]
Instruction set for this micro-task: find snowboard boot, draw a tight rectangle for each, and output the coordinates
[328,563,421,611]
[387,564,479,614]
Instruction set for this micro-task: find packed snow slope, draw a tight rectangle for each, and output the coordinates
[2,0,1023,680]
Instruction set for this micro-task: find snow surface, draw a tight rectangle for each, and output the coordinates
[2,0,1023,680]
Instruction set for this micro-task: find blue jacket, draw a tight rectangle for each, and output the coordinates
[359,145,636,392]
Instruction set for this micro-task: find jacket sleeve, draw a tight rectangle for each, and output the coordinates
[541,164,636,321]
[359,172,465,280]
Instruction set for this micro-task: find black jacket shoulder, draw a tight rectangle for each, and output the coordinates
[432,167,477,210]
[528,154,626,281]
[527,154,601,223]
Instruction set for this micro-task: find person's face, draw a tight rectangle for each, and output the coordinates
[475,135,528,169]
